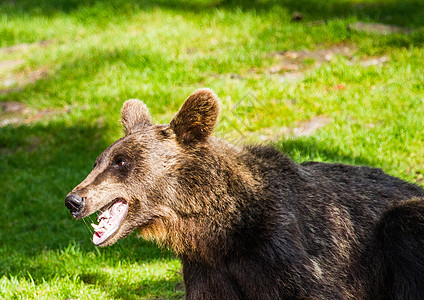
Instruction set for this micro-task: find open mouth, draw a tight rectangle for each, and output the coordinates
[91,199,128,246]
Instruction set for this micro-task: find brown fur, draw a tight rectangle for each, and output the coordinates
[121,99,152,135]
[66,89,424,299]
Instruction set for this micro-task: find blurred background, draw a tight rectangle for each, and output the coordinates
[1,0,423,298]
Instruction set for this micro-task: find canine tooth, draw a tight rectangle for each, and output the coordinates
[97,210,111,221]
[91,223,100,230]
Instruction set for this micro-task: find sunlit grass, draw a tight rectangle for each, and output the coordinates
[1,0,423,298]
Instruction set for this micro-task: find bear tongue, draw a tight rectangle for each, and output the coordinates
[92,200,128,246]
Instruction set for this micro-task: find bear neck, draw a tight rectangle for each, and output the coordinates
[166,138,302,265]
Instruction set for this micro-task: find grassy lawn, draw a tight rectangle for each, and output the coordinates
[1,0,423,298]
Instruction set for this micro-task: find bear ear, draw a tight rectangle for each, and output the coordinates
[170,88,220,145]
[121,99,152,135]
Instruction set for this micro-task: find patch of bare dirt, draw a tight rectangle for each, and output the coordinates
[24,108,66,124]
[239,116,332,142]
[291,116,332,137]
[0,101,28,113]
[0,101,70,127]
[360,56,389,67]
[212,43,389,83]
[0,66,49,94]
[263,116,332,139]
[0,41,52,54]
[348,22,411,35]
[0,41,53,94]
[0,101,28,126]
[267,44,355,82]
[275,44,355,64]
[0,59,24,72]
[265,44,390,82]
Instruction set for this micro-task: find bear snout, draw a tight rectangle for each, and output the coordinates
[65,194,86,219]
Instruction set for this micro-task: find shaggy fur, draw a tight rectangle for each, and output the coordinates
[66,89,424,299]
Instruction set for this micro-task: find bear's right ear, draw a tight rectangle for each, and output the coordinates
[170,88,220,145]
[121,99,152,135]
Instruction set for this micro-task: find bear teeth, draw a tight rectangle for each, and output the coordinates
[97,209,111,222]
[91,220,113,232]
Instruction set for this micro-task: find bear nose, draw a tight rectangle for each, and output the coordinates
[65,194,85,218]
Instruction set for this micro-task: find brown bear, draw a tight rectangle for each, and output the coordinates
[66,89,424,299]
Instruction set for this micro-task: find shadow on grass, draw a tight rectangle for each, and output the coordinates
[2,0,424,28]
[0,119,175,281]
[0,121,109,248]
[0,118,180,297]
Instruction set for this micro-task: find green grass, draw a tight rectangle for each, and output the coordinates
[1,0,423,298]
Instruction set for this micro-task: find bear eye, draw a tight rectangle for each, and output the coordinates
[93,162,97,168]
[115,159,127,168]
